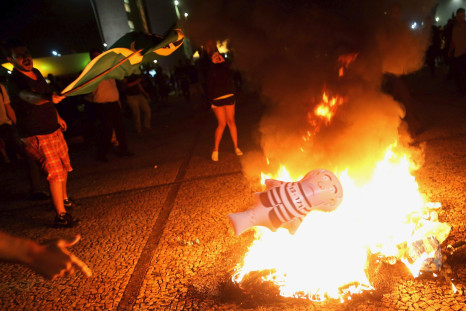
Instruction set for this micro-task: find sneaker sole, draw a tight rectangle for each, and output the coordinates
[54,218,80,228]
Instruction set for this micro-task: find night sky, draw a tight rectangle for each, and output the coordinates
[0,0,101,59]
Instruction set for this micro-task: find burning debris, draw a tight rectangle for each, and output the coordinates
[227,147,454,302]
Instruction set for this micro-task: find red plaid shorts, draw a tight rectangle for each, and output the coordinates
[23,129,72,183]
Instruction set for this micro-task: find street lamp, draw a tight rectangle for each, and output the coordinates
[174,1,180,19]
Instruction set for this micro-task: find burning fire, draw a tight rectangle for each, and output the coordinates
[313,92,344,124]
[303,91,345,145]
[232,52,452,301]
[234,145,451,301]
[338,52,359,77]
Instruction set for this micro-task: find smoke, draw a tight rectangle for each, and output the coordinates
[185,0,434,182]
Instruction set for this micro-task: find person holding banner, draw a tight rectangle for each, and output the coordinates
[85,49,134,162]
[2,38,77,228]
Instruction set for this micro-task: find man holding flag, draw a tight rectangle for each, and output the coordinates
[85,49,133,162]
[2,38,77,228]
[61,27,185,97]
[60,27,185,161]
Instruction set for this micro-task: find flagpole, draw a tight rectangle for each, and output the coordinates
[61,49,143,96]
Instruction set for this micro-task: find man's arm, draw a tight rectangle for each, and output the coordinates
[56,111,67,131]
[125,77,143,88]
[1,85,16,124]
[4,102,16,124]
[0,230,33,264]
[19,90,65,106]
[449,27,458,58]
[0,231,92,280]
[138,83,150,98]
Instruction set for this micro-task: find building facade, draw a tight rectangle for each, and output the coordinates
[90,0,187,69]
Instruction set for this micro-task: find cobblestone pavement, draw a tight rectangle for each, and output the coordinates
[0,68,464,310]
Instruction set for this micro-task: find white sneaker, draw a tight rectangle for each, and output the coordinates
[235,148,243,156]
[211,151,219,161]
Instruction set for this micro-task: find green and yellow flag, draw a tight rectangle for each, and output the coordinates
[61,27,184,96]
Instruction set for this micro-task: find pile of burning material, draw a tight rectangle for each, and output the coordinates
[228,159,453,302]
[225,55,454,301]
[222,41,456,302]
[224,53,454,301]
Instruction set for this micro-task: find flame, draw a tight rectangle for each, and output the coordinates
[216,40,229,54]
[303,91,345,144]
[338,52,359,77]
[260,165,297,187]
[313,92,344,123]
[233,144,451,301]
[302,53,357,143]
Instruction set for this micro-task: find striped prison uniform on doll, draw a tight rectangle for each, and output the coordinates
[257,181,312,228]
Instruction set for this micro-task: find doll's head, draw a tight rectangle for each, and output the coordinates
[302,169,343,212]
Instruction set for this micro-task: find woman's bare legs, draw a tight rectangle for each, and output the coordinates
[212,106,227,152]
[212,104,241,160]
[224,104,238,149]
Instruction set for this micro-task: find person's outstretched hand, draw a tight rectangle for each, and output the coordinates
[27,234,92,280]
[57,117,67,131]
[51,92,66,104]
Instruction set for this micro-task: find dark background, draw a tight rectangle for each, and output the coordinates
[0,0,101,59]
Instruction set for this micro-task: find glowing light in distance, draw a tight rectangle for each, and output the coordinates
[174,0,179,5]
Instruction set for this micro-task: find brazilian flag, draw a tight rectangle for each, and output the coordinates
[61,27,184,96]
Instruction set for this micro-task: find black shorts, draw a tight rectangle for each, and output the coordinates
[211,96,235,108]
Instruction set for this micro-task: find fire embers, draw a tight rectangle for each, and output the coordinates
[228,169,343,236]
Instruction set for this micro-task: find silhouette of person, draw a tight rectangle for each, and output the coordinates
[200,40,243,162]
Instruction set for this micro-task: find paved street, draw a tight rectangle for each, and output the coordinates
[0,67,465,310]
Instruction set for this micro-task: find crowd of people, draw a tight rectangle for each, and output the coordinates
[426,8,466,92]
[0,37,244,220]
[0,35,244,280]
